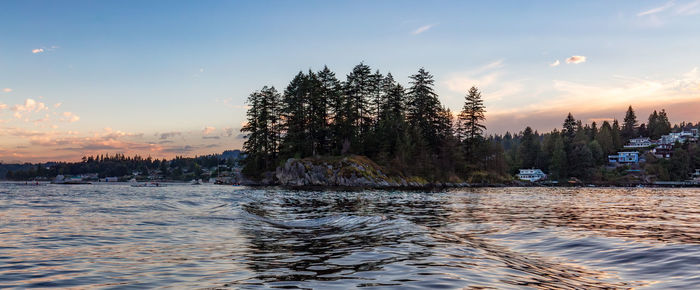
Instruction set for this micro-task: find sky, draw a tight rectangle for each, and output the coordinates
[1,0,700,163]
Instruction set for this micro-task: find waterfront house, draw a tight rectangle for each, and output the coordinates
[608,151,639,164]
[516,169,547,182]
[624,137,652,148]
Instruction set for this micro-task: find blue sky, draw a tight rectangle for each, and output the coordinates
[1,0,700,162]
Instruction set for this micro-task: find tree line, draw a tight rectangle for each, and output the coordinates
[496,106,699,182]
[4,153,238,181]
[242,64,700,183]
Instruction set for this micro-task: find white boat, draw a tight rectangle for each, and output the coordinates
[191,179,202,185]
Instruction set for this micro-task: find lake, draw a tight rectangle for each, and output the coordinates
[1,184,699,288]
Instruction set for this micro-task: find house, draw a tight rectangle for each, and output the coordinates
[624,137,652,148]
[103,176,119,182]
[608,151,639,164]
[693,169,700,181]
[517,169,547,182]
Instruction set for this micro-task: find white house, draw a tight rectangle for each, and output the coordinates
[517,169,547,182]
[608,151,639,164]
[624,137,652,148]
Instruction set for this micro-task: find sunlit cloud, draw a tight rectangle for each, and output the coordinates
[412,24,435,35]
[54,102,62,108]
[566,55,587,64]
[32,48,45,54]
[202,126,216,135]
[550,60,560,67]
[638,1,675,16]
[61,111,80,122]
[486,67,700,133]
[2,88,11,93]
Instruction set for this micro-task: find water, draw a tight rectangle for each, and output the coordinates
[1,184,699,289]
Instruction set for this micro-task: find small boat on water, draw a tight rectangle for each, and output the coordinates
[52,175,91,184]
[131,182,163,187]
[191,179,202,185]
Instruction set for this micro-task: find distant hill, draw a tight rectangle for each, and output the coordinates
[221,150,244,160]
[0,164,35,179]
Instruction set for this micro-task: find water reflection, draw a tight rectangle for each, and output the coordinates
[0,184,699,288]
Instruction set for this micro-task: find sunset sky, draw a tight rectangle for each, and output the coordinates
[1,0,700,162]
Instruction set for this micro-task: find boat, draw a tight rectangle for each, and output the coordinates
[191,179,202,185]
[51,175,91,184]
[131,182,162,187]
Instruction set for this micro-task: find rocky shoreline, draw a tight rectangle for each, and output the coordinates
[240,156,699,189]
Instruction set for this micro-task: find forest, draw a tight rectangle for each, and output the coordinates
[241,63,700,183]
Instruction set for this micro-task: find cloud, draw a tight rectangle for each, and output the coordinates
[32,48,45,54]
[223,127,234,137]
[203,136,220,140]
[61,111,80,122]
[11,98,48,119]
[677,0,700,15]
[486,67,700,133]
[202,126,216,135]
[158,131,181,140]
[550,60,560,67]
[161,145,196,153]
[2,88,11,93]
[54,102,62,108]
[412,24,435,35]
[566,55,587,64]
[638,1,675,16]
[443,59,523,102]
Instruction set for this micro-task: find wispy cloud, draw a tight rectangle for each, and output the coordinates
[550,60,560,67]
[566,55,587,64]
[2,88,11,93]
[638,1,675,16]
[32,48,45,54]
[443,59,524,103]
[412,24,435,35]
[158,131,181,140]
[677,0,700,15]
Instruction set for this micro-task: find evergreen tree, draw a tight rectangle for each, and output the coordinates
[319,66,345,154]
[406,68,444,151]
[518,126,539,169]
[622,105,638,140]
[344,63,374,151]
[562,113,577,145]
[280,72,311,158]
[612,119,623,150]
[458,86,487,164]
[549,134,567,180]
[596,121,615,155]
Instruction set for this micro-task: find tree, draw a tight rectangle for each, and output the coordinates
[622,105,638,140]
[344,63,374,151]
[458,86,487,146]
[406,68,444,152]
[596,121,615,155]
[562,113,577,145]
[549,134,567,180]
[242,86,282,177]
[612,119,623,150]
[518,126,539,169]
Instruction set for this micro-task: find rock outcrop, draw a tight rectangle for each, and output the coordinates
[274,156,455,188]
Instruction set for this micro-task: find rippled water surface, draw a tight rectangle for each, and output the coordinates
[1,184,699,289]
